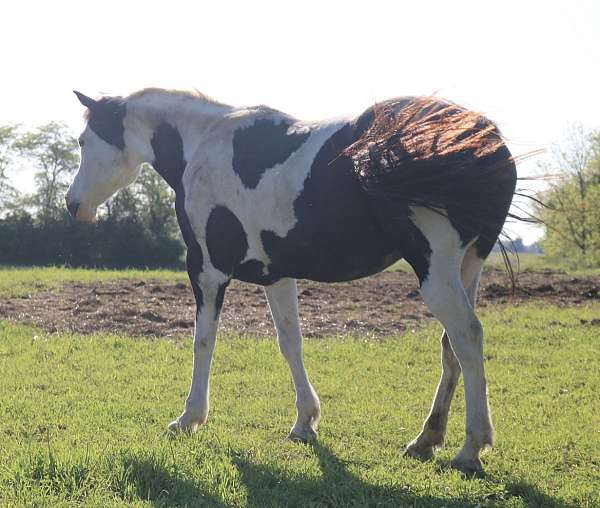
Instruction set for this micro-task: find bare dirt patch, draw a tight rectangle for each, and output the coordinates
[1,269,599,338]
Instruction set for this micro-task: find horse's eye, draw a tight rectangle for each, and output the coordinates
[78,138,85,147]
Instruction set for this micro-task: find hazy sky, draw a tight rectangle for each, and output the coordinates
[2,0,599,242]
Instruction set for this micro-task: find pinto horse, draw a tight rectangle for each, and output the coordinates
[66,88,516,474]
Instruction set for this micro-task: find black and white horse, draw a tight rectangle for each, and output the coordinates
[66,88,516,474]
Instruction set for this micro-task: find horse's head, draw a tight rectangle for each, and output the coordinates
[66,91,147,222]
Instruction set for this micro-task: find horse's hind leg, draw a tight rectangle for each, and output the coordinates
[405,332,461,461]
[265,278,321,442]
[405,208,493,474]
[405,245,484,461]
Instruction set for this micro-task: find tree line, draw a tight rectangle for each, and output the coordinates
[536,125,600,268]
[0,122,184,268]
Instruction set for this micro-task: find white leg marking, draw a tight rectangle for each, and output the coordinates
[169,281,224,433]
[406,245,485,460]
[409,208,493,473]
[265,278,321,442]
[405,330,461,460]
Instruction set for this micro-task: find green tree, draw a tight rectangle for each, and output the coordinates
[536,125,600,267]
[103,187,140,221]
[15,122,79,225]
[135,164,178,237]
[102,164,178,237]
[0,125,20,212]
[0,122,184,268]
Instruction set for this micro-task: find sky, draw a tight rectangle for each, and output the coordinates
[2,0,599,243]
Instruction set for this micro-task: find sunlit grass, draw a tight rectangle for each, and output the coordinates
[1,304,598,507]
[0,266,187,298]
[2,251,598,300]
[483,252,600,276]
[386,252,600,277]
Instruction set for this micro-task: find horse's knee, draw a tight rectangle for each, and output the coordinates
[277,328,303,358]
[468,318,483,342]
[448,317,484,365]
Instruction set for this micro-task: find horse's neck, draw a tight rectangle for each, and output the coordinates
[129,93,235,163]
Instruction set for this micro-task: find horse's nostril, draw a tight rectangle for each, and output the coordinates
[66,200,80,218]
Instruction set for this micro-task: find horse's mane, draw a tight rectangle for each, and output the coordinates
[81,88,224,122]
[126,87,223,105]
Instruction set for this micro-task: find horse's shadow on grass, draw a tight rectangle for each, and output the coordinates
[121,442,576,507]
[231,442,575,508]
[116,453,227,508]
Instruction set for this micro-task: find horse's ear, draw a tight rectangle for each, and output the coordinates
[73,90,98,110]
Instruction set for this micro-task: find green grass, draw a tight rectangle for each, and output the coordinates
[482,253,562,273]
[2,252,598,301]
[386,252,600,277]
[0,266,187,298]
[1,305,599,507]
[483,252,600,276]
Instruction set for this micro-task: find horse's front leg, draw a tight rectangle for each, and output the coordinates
[169,269,228,433]
[265,278,320,442]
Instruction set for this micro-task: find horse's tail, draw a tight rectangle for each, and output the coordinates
[345,97,517,261]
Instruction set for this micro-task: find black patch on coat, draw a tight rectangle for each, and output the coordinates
[234,260,279,286]
[361,187,432,285]
[150,121,205,304]
[206,206,249,275]
[176,187,204,309]
[259,119,405,283]
[232,119,309,189]
[397,224,432,285]
[87,98,126,149]
[215,282,229,320]
[150,123,204,308]
[151,122,186,189]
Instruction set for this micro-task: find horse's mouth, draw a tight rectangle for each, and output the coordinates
[67,200,97,223]
[76,204,98,223]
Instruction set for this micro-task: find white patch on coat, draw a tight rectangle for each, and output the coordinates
[182,115,349,276]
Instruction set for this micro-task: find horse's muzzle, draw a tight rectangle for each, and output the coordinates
[65,198,97,223]
[66,199,80,218]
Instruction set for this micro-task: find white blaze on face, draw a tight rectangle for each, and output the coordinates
[66,125,141,222]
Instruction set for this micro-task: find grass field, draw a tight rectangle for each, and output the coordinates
[1,304,599,507]
[375,252,600,277]
[0,267,187,298]
[0,253,594,300]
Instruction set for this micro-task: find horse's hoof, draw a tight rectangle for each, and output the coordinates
[167,419,185,433]
[167,412,204,434]
[404,443,434,462]
[287,427,317,443]
[450,457,485,477]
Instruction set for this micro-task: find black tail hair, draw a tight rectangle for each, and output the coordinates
[344,96,527,290]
